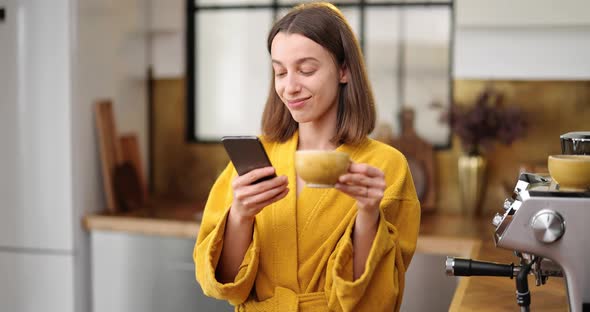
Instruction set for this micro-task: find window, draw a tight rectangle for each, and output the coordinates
[186,0,453,147]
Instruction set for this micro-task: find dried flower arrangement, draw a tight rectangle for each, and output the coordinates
[432,87,528,156]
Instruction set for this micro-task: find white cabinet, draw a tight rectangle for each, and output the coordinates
[456,0,590,27]
[402,253,458,312]
[454,0,590,80]
[91,231,232,312]
[89,231,463,312]
[0,252,74,312]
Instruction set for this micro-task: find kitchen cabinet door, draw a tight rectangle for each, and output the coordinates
[0,251,74,312]
[91,231,232,312]
[456,0,590,27]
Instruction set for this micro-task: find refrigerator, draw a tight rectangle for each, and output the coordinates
[0,0,74,311]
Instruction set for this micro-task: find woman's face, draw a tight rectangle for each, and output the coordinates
[271,32,347,125]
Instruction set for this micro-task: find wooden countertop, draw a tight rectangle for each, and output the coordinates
[84,200,493,238]
[83,206,568,311]
[449,238,568,311]
[419,214,568,311]
[83,199,203,238]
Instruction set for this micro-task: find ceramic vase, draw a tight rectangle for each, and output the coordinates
[457,155,487,216]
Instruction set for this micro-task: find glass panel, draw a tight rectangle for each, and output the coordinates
[196,0,272,6]
[278,0,360,5]
[341,7,361,40]
[366,0,451,3]
[402,7,451,146]
[275,7,361,40]
[366,7,451,146]
[196,10,273,140]
[366,8,403,139]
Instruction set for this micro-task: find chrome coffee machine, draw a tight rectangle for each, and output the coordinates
[446,132,590,312]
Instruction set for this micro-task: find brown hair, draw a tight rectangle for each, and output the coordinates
[261,2,376,145]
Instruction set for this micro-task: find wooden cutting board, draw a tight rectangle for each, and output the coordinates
[95,100,122,213]
[390,108,437,213]
[120,134,147,201]
[113,161,144,212]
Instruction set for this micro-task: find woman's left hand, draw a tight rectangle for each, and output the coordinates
[335,163,385,216]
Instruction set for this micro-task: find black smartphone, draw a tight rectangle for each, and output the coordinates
[221,136,277,183]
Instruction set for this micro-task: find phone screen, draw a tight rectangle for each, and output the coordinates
[221,136,277,183]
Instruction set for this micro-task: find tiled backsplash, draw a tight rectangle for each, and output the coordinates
[153,79,590,215]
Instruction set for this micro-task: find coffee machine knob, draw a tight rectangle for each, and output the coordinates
[503,198,513,211]
[492,213,503,227]
[531,209,565,244]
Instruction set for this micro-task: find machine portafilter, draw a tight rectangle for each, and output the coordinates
[446,257,535,312]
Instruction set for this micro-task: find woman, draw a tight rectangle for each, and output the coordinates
[194,2,420,311]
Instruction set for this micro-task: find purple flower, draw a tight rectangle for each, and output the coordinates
[432,87,527,155]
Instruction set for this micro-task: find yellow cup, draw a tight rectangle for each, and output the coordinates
[548,155,590,191]
[295,150,351,188]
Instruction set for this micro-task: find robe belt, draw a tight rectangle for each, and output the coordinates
[238,287,327,312]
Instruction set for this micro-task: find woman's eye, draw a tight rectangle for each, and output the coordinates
[300,70,316,76]
[275,72,287,77]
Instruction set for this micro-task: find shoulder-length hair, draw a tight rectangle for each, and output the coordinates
[261,2,376,145]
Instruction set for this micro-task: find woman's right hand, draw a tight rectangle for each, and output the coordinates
[217,167,287,283]
[230,166,289,221]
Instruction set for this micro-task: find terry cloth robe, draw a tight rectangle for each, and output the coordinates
[194,133,420,312]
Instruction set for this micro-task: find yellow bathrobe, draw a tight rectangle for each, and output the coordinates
[194,133,420,312]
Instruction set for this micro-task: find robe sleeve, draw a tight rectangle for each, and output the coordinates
[325,161,421,312]
[193,163,260,306]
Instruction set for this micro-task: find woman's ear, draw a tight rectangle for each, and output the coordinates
[339,64,349,84]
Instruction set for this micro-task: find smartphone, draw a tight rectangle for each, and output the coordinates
[221,136,277,183]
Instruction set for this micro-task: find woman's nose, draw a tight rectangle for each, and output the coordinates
[284,74,301,94]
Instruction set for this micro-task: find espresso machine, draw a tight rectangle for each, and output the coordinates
[446,132,590,312]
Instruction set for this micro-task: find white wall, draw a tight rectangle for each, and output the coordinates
[73,1,149,311]
[454,0,590,79]
[76,0,149,168]
[150,0,184,78]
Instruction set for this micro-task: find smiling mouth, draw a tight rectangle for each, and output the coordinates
[287,97,311,108]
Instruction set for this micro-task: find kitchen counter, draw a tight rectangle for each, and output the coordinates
[83,199,203,238]
[449,238,568,311]
[419,214,568,311]
[84,200,489,239]
[83,203,482,256]
[83,206,568,311]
